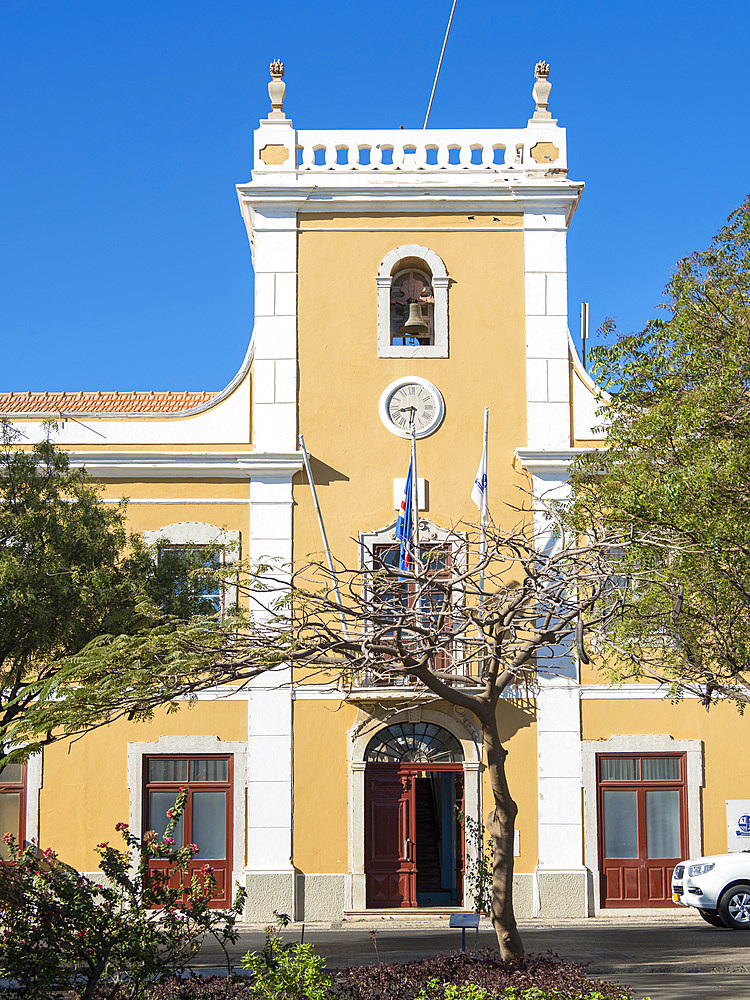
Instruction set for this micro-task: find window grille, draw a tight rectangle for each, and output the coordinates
[365,722,463,763]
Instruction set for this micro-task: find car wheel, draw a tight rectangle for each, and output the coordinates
[719,884,750,930]
[698,908,727,928]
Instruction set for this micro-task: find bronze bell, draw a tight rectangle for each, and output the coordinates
[400,301,430,342]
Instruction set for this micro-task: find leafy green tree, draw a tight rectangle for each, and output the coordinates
[570,195,750,706]
[0,421,237,763]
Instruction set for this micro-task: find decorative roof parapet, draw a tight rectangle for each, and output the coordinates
[0,389,218,417]
[251,61,567,177]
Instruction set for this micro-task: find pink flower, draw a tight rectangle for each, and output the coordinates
[190,843,199,852]
[166,809,174,818]
[96,842,108,849]
[164,837,174,846]
[115,822,129,832]
[1,833,13,844]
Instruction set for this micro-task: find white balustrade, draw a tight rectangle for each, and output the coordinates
[262,127,566,174]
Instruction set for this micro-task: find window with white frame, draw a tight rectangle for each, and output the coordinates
[376,245,449,358]
[127,735,247,911]
[143,523,240,618]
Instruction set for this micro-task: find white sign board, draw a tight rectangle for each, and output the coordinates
[726,800,750,852]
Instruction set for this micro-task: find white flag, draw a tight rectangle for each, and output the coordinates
[471,442,488,520]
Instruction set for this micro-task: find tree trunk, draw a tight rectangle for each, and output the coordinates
[482,719,524,960]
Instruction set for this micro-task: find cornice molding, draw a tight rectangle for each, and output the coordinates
[237,182,584,219]
[66,450,303,480]
[514,447,593,475]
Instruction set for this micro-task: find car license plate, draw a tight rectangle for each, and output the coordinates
[673,893,680,902]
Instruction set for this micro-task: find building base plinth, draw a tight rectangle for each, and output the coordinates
[243,871,296,922]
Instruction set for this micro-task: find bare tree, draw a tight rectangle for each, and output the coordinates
[271,518,631,958]
[26,513,631,959]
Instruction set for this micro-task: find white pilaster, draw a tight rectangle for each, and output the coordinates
[245,666,294,873]
[524,211,571,449]
[536,682,583,870]
[526,467,586,889]
[246,472,295,886]
[252,210,298,453]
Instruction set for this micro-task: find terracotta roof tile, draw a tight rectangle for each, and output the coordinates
[0,390,218,416]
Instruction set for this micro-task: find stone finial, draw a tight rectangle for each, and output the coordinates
[532,60,552,120]
[267,59,286,119]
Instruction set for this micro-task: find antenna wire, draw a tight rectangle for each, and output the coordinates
[423,0,458,129]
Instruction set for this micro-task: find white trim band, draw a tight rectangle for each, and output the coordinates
[65,451,304,479]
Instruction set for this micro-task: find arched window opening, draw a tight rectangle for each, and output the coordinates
[364,722,463,763]
[376,244,449,358]
[390,267,435,347]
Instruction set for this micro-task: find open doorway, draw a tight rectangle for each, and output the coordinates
[363,723,465,908]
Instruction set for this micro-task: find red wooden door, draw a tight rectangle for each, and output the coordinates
[144,755,233,908]
[598,754,686,907]
[365,766,416,907]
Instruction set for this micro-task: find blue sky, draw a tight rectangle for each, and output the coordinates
[2,0,748,393]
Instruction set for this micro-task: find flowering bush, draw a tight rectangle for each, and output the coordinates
[0,788,246,999]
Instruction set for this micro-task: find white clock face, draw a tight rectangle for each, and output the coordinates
[379,377,445,439]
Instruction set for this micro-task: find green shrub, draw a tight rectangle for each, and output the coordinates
[0,788,245,999]
[241,926,332,1000]
[457,810,494,913]
[414,980,490,1000]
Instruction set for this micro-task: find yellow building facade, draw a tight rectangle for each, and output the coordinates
[0,62,729,921]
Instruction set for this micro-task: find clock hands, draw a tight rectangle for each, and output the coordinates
[397,405,418,431]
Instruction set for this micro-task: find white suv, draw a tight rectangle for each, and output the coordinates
[672,851,750,929]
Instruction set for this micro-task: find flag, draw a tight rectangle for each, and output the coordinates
[471,440,488,521]
[395,455,414,572]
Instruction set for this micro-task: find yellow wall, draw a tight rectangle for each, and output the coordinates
[484,700,538,872]
[98,480,247,532]
[292,699,358,872]
[291,697,538,876]
[583,698,750,856]
[39,700,248,871]
[295,213,528,567]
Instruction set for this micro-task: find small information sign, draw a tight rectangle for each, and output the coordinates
[727,800,750,851]
[450,912,480,952]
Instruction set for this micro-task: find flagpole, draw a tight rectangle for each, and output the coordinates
[480,406,489,591]
[299,433,349,637]
[410,412,420,569]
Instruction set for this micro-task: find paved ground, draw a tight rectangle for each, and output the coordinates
[195,913,750,998]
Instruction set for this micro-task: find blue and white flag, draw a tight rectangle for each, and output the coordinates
[471,440,488,522]
[395,455,414,572]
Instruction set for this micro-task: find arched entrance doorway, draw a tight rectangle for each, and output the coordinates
[364,723,465,908]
